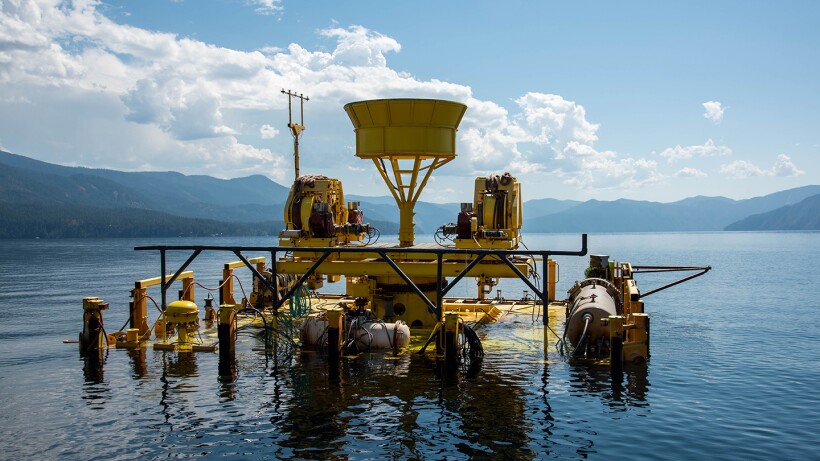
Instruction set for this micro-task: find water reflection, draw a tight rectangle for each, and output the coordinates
[81,351,105,384]
[127,348,148,379]
[155,352,201,434]
[93,330,650,459]
[81,351,111,410]
[568,360,650,409]
[276,351,348,460]
[164,351,198,378]
[452,365,535,459]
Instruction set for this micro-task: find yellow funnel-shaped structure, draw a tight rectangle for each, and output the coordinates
[344,99,467,247]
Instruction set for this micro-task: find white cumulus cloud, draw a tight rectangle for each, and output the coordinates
[0,1,666,194]
[457,93,659,190]
[720,154,804,178]
[252,0,283,16]
[659,139,732,163]
[318,25,401,67]
[675,167,707,178]
[260,124,280,139]
[703,101,725,124]
[771,154,805,177]
[720,160,768,178]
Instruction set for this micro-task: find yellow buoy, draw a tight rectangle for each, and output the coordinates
[166,300,199,324]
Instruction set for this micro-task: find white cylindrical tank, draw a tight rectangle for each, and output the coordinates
[565,278,621,347]
[300,315,411,351]
[301,314,329,347]
[348,320,410,351]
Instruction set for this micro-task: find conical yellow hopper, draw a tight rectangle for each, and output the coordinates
[344,99,467,247]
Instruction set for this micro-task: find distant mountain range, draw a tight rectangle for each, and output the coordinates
[1,150,818,238]
[724,193,820,231]
[523,186,820,232]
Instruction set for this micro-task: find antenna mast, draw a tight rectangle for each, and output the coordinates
[281,89,309,180]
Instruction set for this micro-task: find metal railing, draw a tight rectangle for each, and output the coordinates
[135,234,587,326]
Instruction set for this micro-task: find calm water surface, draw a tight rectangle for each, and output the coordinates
[0,233,818,460]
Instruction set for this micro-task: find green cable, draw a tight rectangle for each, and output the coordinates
[289,285,311,319]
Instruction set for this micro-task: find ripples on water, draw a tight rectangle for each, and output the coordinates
[0,233,818,460]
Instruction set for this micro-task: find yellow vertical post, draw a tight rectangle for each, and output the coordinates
[325,307,345,363]
[218,304,236,380]
[609,315,624,372]
[398,204,416,248]
[543,317,552,358]
[443,312,460,368]
[182,278,195,302]
[221,266,235,306]
[131,287,149,337]
[80,297,109,355]
[548,259,558,302]
[218,305,236,357]
[477,277,495,300]
[154,315,166,339]
[632,313,649,361]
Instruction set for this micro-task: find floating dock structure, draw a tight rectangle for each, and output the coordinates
[78,97,709,378]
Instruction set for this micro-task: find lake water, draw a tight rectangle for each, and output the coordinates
[0,232,818,460]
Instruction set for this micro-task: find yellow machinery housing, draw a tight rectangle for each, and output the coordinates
[279,175,370,247]
[451,173,522,250]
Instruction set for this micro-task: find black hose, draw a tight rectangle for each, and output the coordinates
[463,324,484,361]
[572,314,592,358]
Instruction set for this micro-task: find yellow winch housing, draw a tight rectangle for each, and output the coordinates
[454,173,522,249]
[279,175,369,247]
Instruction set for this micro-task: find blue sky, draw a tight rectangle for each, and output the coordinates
[1,0,818,203]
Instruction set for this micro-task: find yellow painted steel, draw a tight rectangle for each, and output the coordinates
[345,99,466,157]
[275,259,531,278]
[548,259,558,302]
[325,307,344,329]
[221,257,266,306]
[300,194,314,231]
[344,99,467,247]
[482,194,497,229]
[218,304,235,325]
[443,312,460,334]
[455,174,523,249]
[597,261,650,364]
[223,257,266,270]
[279,176,368,246]
[130,287,149,337]
[325,306,344,355]
[608,315,624,340]
[281,177,348,232]
[136,271,194,289]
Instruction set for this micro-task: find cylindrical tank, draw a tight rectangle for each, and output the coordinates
[348,320,410,351]
[301,314,328,347]
[300,315,411,351]
[565,278,621,347]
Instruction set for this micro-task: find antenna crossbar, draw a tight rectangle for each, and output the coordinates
[281,89,309,180]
